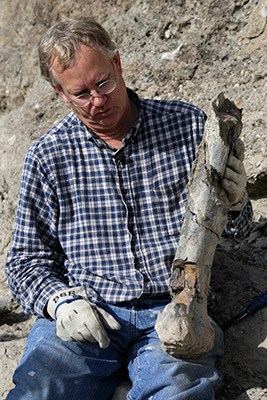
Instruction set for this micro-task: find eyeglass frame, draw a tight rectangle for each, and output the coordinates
[64,60,117,108]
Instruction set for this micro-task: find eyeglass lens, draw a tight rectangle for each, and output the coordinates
[71,79,116,107]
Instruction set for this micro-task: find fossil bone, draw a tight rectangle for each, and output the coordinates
[155,93,242,358]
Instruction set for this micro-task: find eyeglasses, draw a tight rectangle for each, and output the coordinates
[67,61,117,108]
[69,79,116,108]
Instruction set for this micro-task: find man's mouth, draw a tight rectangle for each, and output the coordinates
[95,107,113,118]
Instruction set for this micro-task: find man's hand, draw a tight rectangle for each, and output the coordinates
[222,138,247,209]
[47,287,121,348]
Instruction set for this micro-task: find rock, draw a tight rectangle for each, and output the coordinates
[111,381,131,400]
[243,0,267,39]
[237,387,267,400]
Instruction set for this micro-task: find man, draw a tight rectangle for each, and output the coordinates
[5,17,252,399]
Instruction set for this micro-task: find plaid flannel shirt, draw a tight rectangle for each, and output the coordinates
[6,90,252,317]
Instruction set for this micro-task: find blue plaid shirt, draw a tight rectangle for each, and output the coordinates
[6,90,252,317]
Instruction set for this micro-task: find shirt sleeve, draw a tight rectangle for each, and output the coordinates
[5,149,70,317]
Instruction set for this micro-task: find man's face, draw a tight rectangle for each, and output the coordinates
[52,45,129,135]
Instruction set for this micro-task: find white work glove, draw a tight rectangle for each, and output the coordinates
[222,138,248,211]
[47,287,121,348]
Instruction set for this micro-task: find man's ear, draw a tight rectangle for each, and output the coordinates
[53,86,69,104]
[113,51,122,74]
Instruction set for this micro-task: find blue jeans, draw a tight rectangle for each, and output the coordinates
[7,296,224,400]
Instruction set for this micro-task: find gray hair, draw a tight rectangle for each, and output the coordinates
[38,17,117,87]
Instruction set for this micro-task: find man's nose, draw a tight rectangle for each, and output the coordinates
[90,91,107,107]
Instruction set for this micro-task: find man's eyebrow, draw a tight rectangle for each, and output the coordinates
[69,87,89,96]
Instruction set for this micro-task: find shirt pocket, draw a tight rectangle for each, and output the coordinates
[152,177,188,236]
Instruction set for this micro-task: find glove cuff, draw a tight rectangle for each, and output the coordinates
[47,286,87,319]
[230,190,248,212]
